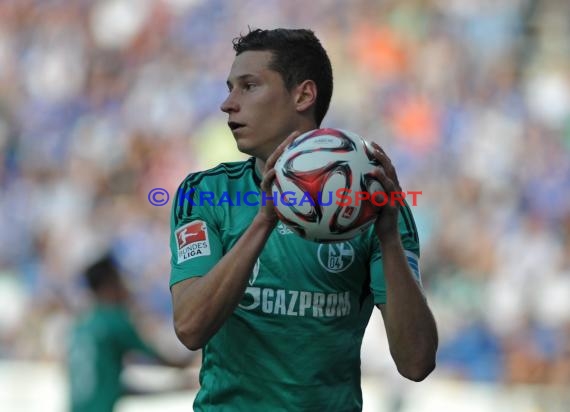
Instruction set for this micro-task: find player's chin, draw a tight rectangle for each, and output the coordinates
[234,137,256,156]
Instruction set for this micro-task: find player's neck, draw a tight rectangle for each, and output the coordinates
[255,121,317,176]
[255,157,265,179]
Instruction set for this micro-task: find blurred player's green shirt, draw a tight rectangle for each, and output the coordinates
[67,305,157,412]
[170,157,421,412]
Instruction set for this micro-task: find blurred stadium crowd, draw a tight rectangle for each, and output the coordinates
[0,0,569,388]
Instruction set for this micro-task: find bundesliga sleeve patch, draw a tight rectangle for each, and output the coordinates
[175,220,211,264]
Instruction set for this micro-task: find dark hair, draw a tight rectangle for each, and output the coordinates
[84,254,121,293]
[233,28,333,126]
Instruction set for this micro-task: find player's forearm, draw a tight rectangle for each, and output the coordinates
[378,231,438,381]
[173,214,275,350]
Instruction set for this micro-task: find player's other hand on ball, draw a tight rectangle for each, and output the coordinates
[368,142,402,238]
[259,130,301,225]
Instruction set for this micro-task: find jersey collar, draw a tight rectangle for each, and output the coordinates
[250,157,262,187]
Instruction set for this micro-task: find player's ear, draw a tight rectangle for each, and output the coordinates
[294,80,317,113]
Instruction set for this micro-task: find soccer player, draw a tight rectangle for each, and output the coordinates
[170,28,438,411]
[67,254,189,412]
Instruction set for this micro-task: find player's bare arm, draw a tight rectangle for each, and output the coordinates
[172,131,300,351]
[172,214,273,350]
[370,142,439,381]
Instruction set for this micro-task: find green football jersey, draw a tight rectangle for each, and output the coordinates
[170,157,421,412]
[67,305,157,412]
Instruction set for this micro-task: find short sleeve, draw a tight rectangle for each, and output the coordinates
[169,176,224,288]
[369,200,421,304]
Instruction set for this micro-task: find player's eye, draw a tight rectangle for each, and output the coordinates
[244,83,256,91]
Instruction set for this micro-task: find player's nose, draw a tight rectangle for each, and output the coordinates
[220,92,239,113]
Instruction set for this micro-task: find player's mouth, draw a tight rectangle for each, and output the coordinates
[228,121,246,133]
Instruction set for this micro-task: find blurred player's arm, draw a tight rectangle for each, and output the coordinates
[370,143,438,382]
[118,311,193,369]
[172,132,299,351]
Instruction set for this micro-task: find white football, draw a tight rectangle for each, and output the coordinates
[271,128,384,243]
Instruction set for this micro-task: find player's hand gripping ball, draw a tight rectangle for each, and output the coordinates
[272,128,384,243]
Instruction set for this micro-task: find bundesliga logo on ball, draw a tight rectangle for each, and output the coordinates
[272,128,384,243]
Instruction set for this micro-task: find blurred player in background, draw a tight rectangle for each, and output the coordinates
[170,28,438,411]
[67,254,190,412]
